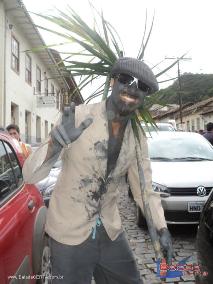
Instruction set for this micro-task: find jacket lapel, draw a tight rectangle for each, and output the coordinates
[89,101,109,178]
[110,121,135,178]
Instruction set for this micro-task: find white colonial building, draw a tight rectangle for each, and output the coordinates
[0,0,83,143]
[152,98,213,132]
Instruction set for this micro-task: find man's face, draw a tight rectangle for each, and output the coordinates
[110,74,149,116]
[8,128,20,141]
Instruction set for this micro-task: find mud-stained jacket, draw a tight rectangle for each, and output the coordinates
[23,100,167,245]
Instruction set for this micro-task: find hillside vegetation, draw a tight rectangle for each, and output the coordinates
[152,73,213,105]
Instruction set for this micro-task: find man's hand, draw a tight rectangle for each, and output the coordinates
[51,102,93,148]
[158,227,174,265]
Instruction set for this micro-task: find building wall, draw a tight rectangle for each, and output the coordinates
[180,113,205,132]
[3,11,62,143]
[157,111,213,132]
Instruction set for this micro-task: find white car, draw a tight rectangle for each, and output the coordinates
[136,131,213,226]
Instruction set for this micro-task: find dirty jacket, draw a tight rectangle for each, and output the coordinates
[23,100,166,245]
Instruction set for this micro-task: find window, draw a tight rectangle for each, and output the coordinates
[50,84,54,96]
[186,121,190,131]
[36,116,41,143]
[45,120,48,138]
[4,142,23,187]
[191,119,195,131]
[56,90,60,109]
[11,36,20,73]
[36,66,41,93]
[44,72,48,95]
[25,111,31,143]
[196,117,201,130]
[11,103,19,125]
[149,135,213,160]
[25,54,32,84]
[0,141,23,201]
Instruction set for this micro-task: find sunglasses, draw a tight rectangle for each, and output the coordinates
[116,74,150,93]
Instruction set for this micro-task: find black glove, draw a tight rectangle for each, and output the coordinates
[51,102,93,149]
[158,227,174,265]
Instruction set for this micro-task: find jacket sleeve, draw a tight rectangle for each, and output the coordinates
[127,132,167,231]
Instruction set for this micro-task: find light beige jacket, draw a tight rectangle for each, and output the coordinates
[23,101,166,245]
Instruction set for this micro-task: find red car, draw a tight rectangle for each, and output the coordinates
[0,131,49,283]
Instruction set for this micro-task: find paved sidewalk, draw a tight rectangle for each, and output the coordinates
[119,189,198,284]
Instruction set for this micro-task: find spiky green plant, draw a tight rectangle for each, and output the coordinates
[32,4,185,134]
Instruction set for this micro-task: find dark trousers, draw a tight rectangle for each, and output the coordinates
[50,223,143,284]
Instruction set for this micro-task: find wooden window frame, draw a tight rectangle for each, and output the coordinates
[36,65,41,93]
[25,54,32,85]
[56,89,60,109]
[50,83,54,96]
[11,35,20,73]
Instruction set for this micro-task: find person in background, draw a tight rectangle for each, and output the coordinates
[198,129,205,135]
[203,122,213,145]
[6,124,32,158]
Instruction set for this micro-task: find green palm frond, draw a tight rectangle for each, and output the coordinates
[85,87,106,104]
[32,5,123,100]
[137,11,155,60]
[32,5,185,134]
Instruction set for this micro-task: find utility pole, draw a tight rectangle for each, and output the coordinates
[165,56,192,128]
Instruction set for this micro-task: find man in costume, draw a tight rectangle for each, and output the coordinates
[23,57,173,284]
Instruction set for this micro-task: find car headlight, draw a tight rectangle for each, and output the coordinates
[152,182,169,193]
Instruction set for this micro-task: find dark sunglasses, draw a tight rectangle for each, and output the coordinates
[116,74,150,93]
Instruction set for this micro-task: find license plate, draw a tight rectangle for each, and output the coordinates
[188,202,205,212]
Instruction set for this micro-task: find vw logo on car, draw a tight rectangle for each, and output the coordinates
[197,186,207,197]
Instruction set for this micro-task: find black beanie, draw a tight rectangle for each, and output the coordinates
[111,57,159,94]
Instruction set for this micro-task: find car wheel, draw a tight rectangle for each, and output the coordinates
[136,205,147,228]
[37,235,52,284]
[32,206,47,275]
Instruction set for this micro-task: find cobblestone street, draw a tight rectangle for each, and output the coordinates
[119,189,198,284]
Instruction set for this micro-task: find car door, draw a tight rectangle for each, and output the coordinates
[0,139,40,283]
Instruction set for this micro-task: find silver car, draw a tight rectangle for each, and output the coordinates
[136,131,213,226]
[141,122,176,132]
[36,160,62,207]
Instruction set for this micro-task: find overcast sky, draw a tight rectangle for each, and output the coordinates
[22,0,213,100]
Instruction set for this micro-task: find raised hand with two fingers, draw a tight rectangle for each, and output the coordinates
[51,102,93,149]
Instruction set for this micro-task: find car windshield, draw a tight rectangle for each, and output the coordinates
[148,134,213,161]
